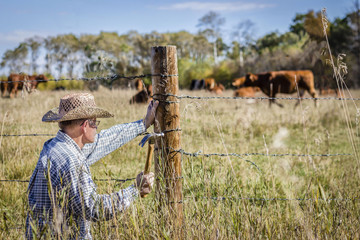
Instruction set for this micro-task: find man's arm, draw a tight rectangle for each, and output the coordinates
[66,162,153,222]
[82,100,159,166]
[82,120,146,165]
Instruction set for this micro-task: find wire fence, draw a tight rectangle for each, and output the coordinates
[2,73,360,101]
[0,72,358,204]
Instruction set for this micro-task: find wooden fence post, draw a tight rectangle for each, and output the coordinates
[151,46,183,237]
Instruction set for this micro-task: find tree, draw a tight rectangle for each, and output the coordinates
[304,10,327,43]
[25,36,43,74]
[197,11,225,64]
[346,1,360,86]
[290,10,329,43]
[1,43,28,73]
[290,13,307,35]
[329,17,353,55]
[255,32,281,53]
[232,19,255,67]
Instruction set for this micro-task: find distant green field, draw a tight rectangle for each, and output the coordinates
[1,88,359,239]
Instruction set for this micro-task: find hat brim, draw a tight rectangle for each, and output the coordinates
[42,106,114,122]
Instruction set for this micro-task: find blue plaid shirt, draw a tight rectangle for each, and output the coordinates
[25,120,146,239]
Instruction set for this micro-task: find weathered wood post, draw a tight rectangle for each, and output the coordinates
[151,46,183,236]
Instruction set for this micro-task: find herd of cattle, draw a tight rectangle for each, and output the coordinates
[1,70,339,107]
[1,74,48,98]
[191,70,340,107]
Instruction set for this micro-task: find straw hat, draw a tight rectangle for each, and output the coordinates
[42,93,114,122]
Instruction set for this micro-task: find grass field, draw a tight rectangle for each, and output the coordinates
[0,87,359,239]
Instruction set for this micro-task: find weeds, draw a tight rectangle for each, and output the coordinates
[0,86,359,239]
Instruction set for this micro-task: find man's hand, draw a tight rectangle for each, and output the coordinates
[135,171,155,197]
[144,100,159,129]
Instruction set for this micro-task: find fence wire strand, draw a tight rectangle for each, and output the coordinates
[185,196,360,202]
[0,134,55,137]
[0,177,135,183]
[4,73,178,84]
[174,148,351,158]
[153,93,360,102]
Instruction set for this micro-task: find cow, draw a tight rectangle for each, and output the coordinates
[243,70,317,107]
[133,78,145,91]
[210,83,225,95]
[0,80,8,97]
[5,74,49,98]
[319,87,338,96]
[234,87,260,97]
[190,79,205,90]
[204,78,215,90]
[28,74,48,90]
[232,77,246,88]
[129,84,153,104]
[7,74,25,98]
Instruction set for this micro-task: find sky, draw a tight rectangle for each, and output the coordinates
[0,0,355,62]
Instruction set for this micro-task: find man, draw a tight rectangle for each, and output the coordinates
[25,92,158,239]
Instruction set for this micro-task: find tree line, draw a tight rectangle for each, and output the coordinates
[1,7,359,90]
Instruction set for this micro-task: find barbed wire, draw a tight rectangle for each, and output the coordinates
[0,177,358,202]
[0,177,135,184]
[3,74,178,84]
[0,225,23,231]
[0,131,351,158]
[0,134,55,137]
[0,128,182,137]
[153,93,360,101]
[0,179,29,183]
[185,196,360,202]
[174,149,351,158]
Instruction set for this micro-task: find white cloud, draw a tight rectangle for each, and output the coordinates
[0,30,52,44]
[158,1,274,12]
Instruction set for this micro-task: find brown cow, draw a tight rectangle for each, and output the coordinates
[8,74,25,98]
[319,87,338,96]
[204,78,215,90]
[210,83,225,95]
[232,77,246,88]
[129,84,153,104]
[6,74,48,98]
[0,80,8,97]
[28,74,48,90]
[244,70,317,107]
[234,87,260,97]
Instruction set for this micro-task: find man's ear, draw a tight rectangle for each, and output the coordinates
[80,120,87,133]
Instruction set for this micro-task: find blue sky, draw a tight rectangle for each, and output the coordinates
[0,0,354,59]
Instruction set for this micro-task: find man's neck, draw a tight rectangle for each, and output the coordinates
[63,128,84,149]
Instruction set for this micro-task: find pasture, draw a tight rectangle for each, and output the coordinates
[0,88,359,239]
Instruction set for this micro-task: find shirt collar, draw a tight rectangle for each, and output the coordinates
[56,130,83,154]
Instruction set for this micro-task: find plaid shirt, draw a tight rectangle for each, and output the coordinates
[25,120,146,240]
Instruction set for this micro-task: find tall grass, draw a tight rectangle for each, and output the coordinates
[0,87,359,239]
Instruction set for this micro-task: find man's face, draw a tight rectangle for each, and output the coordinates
[81,118,99,143]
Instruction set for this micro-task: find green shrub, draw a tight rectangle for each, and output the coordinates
[178,58,213,89]
[37,75,84,91]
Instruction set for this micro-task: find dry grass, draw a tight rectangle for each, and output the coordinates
[0,87,359,239]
